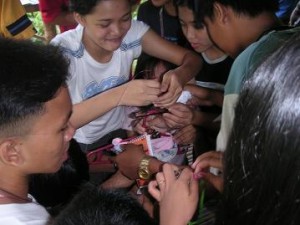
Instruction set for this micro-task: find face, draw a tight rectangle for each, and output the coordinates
[203,4,240,58]
[20,87,75,174]
[178,6,213,53]
[79,0,132,54]
[151,0,171,7]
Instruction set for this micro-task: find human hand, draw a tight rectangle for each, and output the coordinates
[115,144,145,180]
[154,70,183,107]
[131,119,146,134]
[186,95,213,107]
[192,151,224,192]
[148,164,199,225]
[162,103,194,129]
[119,79,161,106]
[173,125,197,145]
[146,115,170,133]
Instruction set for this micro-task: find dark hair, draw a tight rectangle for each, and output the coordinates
[69,0,138,15]
[0,38,69,137]
[51,183,156,225]
[190,0,278,24]
[175,0,204,28]
[135,57,176,81]
[29,139,89,216]
[218,34,300,225]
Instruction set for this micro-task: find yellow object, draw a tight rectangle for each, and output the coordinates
[138,155,152,180]
[0,0,35,39]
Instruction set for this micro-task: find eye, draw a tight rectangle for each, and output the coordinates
[122,16,131,22]
[96,23,110,28]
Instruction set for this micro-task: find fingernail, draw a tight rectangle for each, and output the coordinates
[193,172,205,180]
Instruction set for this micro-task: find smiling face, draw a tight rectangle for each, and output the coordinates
[19,87,75,174]
[178,5,214,53]
[76,0,132,55]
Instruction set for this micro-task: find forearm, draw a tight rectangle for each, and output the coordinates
[174,51,202,86]
[149,157,164,175]
[70,85,123,128]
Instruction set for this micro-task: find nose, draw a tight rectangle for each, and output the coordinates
[186,26,196,40]
[110,23,122,36]
[65,122,76,142]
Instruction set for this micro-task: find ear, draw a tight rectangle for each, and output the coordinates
[73,12,86,27]
[0,139,24,166]
[213,2,230,25]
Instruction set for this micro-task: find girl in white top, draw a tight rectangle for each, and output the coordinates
[51,0,201,149]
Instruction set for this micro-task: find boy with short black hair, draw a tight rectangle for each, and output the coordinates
[191,0,300,151]
[0,38,75,224]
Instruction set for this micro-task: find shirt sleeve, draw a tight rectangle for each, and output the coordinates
[38,0,62,23]
[0,0,35,39]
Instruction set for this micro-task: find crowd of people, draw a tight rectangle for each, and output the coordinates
[0,0,300,225]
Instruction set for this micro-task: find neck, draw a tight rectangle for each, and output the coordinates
[203,46,227,61]
[164,1,177,17]
[0,174,29,204]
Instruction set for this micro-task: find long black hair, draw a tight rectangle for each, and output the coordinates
[218,34,300,225]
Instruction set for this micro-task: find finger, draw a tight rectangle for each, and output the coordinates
[201,172,223,192]
[163,164,179,183]
[140,79,161,88]
[148,180,162,201]
[193,156,223,175]
[155,172,166,192]
[192,151,222,168]
[160,73,171,92]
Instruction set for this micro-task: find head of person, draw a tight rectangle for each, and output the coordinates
[70,0,137,52]
[138,57,175,81]
[29,139,89,216]
[0,38,74,174]
[52,183,156,225]
[221,34,300,225]
[175,0,214,53]
[190,0,279,57]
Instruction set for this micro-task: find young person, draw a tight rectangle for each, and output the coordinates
[147,30,300,225]
[51,0,201,152]
[134,0,187,76]
[38,0,78,42]
[0,38,75,224]
[51,183,156,225]
[192,34,300,225]
[191,0,300,152]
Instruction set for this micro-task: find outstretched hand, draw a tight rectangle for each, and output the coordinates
[118,79,161,106]
[192,151,224,192]
[154,70,183,107]
[148,164,199,225]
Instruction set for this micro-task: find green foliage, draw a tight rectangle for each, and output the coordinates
[27,12,44,36]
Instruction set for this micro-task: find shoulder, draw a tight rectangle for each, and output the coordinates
[0,202,50,224]
[51,25,84,57]
[122,20,149,44]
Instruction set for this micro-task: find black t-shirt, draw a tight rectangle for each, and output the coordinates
[134,1,187,76]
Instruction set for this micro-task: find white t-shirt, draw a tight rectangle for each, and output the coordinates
[0,196,50,225]
[51,20,149,144]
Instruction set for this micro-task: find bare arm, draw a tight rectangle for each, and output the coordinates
[185,84,224,107]
[70,79,161,129]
